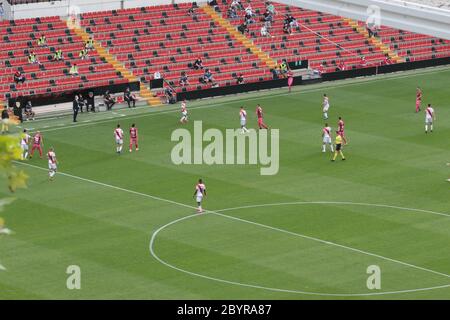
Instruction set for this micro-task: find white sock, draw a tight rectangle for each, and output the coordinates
[425,125,428,132]
[431,125,433,131]
[324,112,328,118]
[322,145,326,152]
[330,144,334,152]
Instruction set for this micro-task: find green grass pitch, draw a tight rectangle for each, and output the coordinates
[1,67,449,299]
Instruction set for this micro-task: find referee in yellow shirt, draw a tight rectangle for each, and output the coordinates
[332,131,346,161]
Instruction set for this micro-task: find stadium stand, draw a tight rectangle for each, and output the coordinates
[79,2,274,96]
[0,15,130,104]
[1,0,449,110]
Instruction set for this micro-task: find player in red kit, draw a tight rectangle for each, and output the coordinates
[416,87,422,113]
[29,131,44,159]
[256,104,268,129]
[337,117,347,144]
[129,123,139,152]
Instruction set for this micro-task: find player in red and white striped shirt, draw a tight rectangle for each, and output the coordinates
[129,123,139,152]
[29,131,43,159]
[322,124,334,153]
[114,124,124,154]
[425,104,436,134]
[193,178,207,213]
[240,106,249,133]
[20,129,31,160]
[180,100,188,124]
[47,147,58,181]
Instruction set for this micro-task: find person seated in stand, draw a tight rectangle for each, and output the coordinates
[124,87,136,108]
[77,94,86,113]
[382,54,392,65]
[179,71,189,87]
[187,2,198,17]
[165,87,175,104]
[265,1,276,15]
[260,24,273,38]
[85,37,94,51]
[359,55,367,67]
[338,60,346,71]
[231,0,243,11]
[24,101,35,121]
[283,21,292,35]
[238,22,249,35]
[236,73,244,84]
[28,51,41,65]
[52,48,63,61]
[153,70,162,79]
[86,91,95,112]
[207,0,218,10]
[79,48,89,60]
[244,3,253,16]
[37,34,47,47]
[193,57,204,70]
[262,9,273,25]
[201,68,214,84]
[14,70,25,84]
[244,11,254,25]
[227,6,238,19]
[287,14,299,29]
[69,63,79,76]
[103,91,116,110]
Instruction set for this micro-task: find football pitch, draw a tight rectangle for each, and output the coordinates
[1,66,449,299]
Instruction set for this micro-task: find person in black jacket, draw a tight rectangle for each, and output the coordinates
[1,107,9,134]
[103,91,116,110]
[124,87,136,108]
[86,91,95,112]
[73,95,80,122]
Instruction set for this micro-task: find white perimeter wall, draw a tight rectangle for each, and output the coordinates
[7,0,205,20]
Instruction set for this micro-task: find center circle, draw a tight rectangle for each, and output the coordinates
[149,201,450,296]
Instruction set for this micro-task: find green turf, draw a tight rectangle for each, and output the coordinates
[1,66,449,299]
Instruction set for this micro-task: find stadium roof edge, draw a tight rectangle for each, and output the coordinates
[277,0,450,40]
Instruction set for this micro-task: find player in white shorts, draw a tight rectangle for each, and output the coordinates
[180,100,188,124]
[193,179,207,213]
[424,103,436,134]
[47,147,58,181]
[20,129,31,160]
[114,124,124,153]
[239,106,249,133]
[322,124,334,152]
[322,94,330,120]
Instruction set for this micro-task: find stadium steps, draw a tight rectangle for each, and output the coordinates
[343,18,404,63]
[69,21,162,107]
[202,5,277,69]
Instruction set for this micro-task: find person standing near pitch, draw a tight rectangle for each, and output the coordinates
[29,131,43,159]
[331,131,346,161]
[425,103,436,134]
[180,100,188,124]
[322,123,334,153]
[193,179,207,213]
[20,129,31,160]
[416,87,422,113]
[239,106,249,133]
[256,104,268,129]
[114,124,124,154]
[47,147,58,181]
[129,123,139,152]
[322,94,330,120]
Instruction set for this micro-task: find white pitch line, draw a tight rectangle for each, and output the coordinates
[15,161,450,283]
[30,66,450,134]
